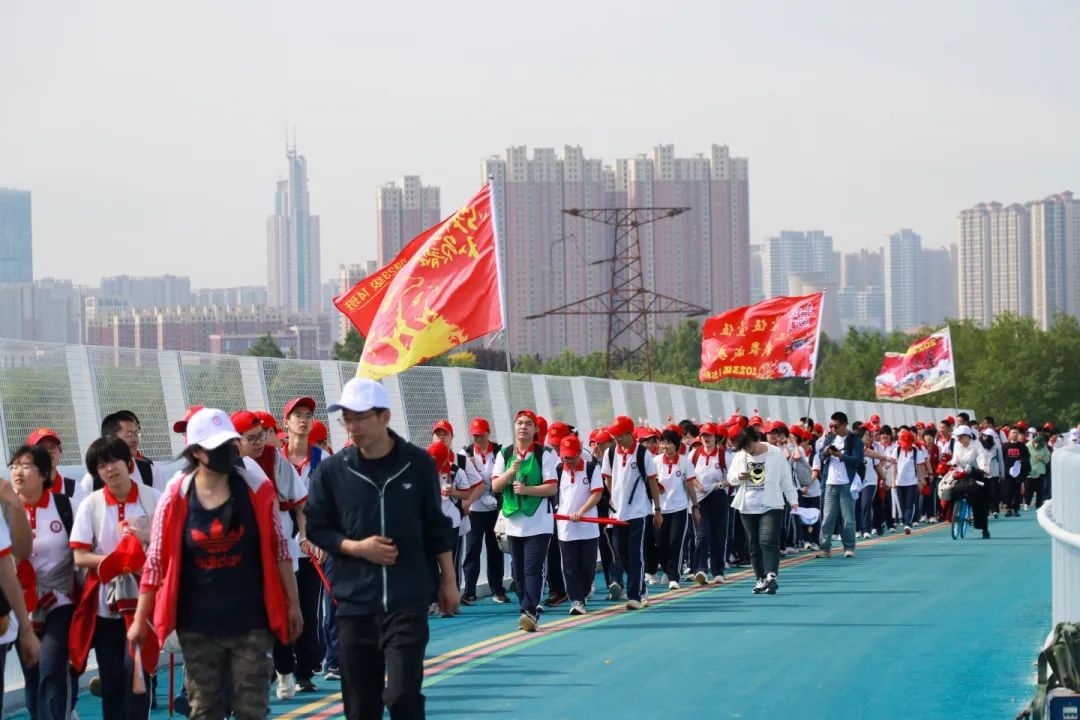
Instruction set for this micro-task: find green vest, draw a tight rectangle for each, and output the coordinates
[500,446,546,518]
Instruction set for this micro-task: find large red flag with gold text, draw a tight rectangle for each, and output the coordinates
[699,293,824,382]
[334,184,503,380]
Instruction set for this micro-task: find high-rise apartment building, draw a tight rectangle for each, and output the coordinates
[337,261,378,341]
[989,204,1031,318]
[920,245,958,327]
[193,286,268,308]
[376,177,441,265]
[1029,192,1073,329]
[0,189,32,283]
[482,143,748,359]
[883,229,923,332]
[267,145,321,312]
[958,204,994,326]
[100,274,193,309]
[841,248,883,291]
[749,245,764,303]
[761,230,839,299]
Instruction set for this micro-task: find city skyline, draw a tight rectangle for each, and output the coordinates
[3,2,1077,289]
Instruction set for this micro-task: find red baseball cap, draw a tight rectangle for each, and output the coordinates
[283,397,316,419]
[593,430,613,444]
[559,435,582,459]
[898,430,916,449]
[254,411,279,432]
[726,424,742,440]
[230,411,262,435]
[172,405,206,434]
[546,421,571,445]
[813,423,824,434]
[1016,420,1028,430]
[469,417,490,436]
[749,415,764,427]
[536,416,548,441]
[942,416,956,426]
[698,422,721,437]
[426,441,452,472]
[515,409,539,426]
[309,420,328,445]
[432,420,454,436]
[869,414,881,424]
[27,427,61,448]
[664,423,684,438]
[764,421,788,435]
[607,415,635,437]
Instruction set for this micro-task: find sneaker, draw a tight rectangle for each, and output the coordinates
[298,677,317,693]
[428,602,440,617]
[492,593,511,604]
[904,526,912,535]
[89,676,102,697]
[607,581,624,600]
[276,673,297,700]
[645,573,657,586]
[518,612,538,632]
[888,526,898,534]
[625,599,644,610]
[802,541,813,550]
[569,601,587,616]
[982,529,991,539]
[929,517,938,524]
[993,511,999,519]
[779,547,789,556]
[324,667,341,682]
[711,575,726,585]
[668,580,680,590]
[843,550,855,558]
[785,546,797,554]
[765,573,778,595]
[870,528,878,536]
[815,549,831,558]
[693,571,708,586]
[752,578,767,594]
[461,594,477,606]
[544,592,568,607]
[642,588,651,607]
[172,694,190,717]
[832,534,841,541]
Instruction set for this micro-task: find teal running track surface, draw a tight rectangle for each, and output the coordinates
[35,513,1048,719]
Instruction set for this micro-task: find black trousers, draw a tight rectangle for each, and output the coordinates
[643,520,659,575]
[613,517,647,601]
[509,533,551,614]
[20,604,74,720]
[656,510,689,581]
[597,498,624,586]
[338,609,429,720]
[693,490,728,576]
[461,509,506,596]
[93,617,152,720]
[545,532,565,597]
[741,509,783,580]
[296,558,325,681]
[559,537,599,603]
[430,534,462,603]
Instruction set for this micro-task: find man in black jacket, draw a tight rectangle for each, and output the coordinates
[305,378,457,720]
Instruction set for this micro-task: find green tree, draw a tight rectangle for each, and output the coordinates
[248,334,285,358]
[332,329,365,362]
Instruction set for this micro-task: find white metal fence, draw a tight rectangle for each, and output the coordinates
[0,339,973,465]
[1037,447,1080,625]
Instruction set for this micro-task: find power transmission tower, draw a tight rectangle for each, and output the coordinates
[526,207,709,380]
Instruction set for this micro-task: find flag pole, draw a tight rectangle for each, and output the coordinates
[805,290,826,420]
[947,324,960,412]
[489,177,515,412]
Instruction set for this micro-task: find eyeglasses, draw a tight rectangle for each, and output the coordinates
[116,429,142,439]
[339,410,382,426]
[8,463,35,473]
[241,433,265,445]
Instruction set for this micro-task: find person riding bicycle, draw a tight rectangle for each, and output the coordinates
[946,426,991,539]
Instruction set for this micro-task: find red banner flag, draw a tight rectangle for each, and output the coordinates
[874,328,956,400]
[699,293,824,382]
[334,184,504,380]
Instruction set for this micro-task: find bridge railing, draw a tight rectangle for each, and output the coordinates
[1037,447,1080,625]
[0,338,971,466]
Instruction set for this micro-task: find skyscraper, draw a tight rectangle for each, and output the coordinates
[1029,192,1073,329]
[482,143,748,359]
[376,176,441,265]
[920,245,958,326]
[0,189,32,283]
[337,261,377,341]
[958,204,994,326]
[840,248,883,291]
[989,203,1031,318]
[761,230,839,299]
[267,145,321,311]
[884,229,923,332]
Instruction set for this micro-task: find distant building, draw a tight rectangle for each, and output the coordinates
[267,145,321,312]
[100,274,193,309]
[837,286,885,333]
[0,279,85,343]
[193,286,268,308]
[376,176,441,265]
[0,189,32,283]
[761,230,839,299]
[337,262,378,341]
[884,229,923,332]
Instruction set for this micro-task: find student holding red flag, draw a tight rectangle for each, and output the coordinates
[554,435,604,615]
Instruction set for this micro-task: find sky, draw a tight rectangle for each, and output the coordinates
[2,0,1078,289]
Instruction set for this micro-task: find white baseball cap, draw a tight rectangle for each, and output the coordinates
[954,426,975,438]
[182,408,240,454]
[979,428,996,438]
[328,378,390,414]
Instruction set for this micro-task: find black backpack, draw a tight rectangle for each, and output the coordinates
[606,444,654,503]
[93,456,156,492]
[54,492,74,537]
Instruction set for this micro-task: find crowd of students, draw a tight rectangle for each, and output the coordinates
[0,379,1076,719]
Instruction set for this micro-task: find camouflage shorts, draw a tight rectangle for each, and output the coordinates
[178,628,273,720]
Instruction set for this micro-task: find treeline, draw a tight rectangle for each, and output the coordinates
[329,313,1080,428]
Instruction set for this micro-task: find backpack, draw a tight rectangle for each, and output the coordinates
[54,492,75,537]
[791,454,813,488]
[1020,622,1080,719]
[606,444,654,504]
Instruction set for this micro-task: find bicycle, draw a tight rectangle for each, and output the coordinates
[951,495,973,540]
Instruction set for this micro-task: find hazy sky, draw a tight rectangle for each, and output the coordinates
[2,1,1077,289]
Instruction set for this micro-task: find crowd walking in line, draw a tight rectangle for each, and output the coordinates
[0,377,1074,719]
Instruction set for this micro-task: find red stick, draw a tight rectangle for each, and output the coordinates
[169,654,175,717]
[554,514,629,527]
[311,556,337,606]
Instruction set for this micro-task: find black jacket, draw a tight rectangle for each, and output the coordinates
[304,429,453,615]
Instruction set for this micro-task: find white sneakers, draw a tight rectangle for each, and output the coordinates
[904,526,912,535]
[693,571,708,586]
[711,575,726,585]
[645,573,658,586]
[569,601,587,616]
[276,673,297,700]
[668,580,680,590]
[625,599,644,610]
[843,550,855,558]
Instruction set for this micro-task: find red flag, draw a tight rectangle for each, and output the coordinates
[699,293,824,382]
[334,184,504,380]
[875,328,956,400]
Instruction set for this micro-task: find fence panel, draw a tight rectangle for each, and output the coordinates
[0,342,81,465]
[89,346,173,462]
[397,366,450,443]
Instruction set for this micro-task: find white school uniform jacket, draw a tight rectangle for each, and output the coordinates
[555,462,604,542]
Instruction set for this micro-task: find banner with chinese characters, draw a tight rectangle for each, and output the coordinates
[699,293,824,382]
[874,328,956,400]
[333,184,503,380]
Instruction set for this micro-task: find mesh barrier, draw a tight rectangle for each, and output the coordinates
[623,382,649,423]
[88,346,173,462]
[180,354,246,413]
[337,362,359,386]
[507,374,536,415]
[0,343,80,465]
[706,390,727,421]
[459,369,497,440]
[261,358,330,425]
[398,366,450,442]
[583,378,615,430]
[545,377,576,426]
[679,387,700,422]
[655,385,675,424]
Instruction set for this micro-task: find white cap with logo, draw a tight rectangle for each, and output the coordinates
[182,408,241,453]
[328,378,390,414]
